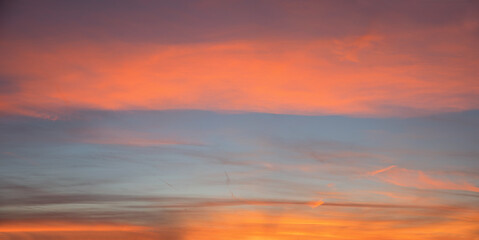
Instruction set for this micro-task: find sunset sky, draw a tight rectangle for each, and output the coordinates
[1,0,479,239]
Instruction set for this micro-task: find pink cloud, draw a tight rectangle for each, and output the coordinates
[371,166,479,192]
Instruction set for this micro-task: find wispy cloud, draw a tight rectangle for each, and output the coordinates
[371,166,479,192]
[368,165,397,176]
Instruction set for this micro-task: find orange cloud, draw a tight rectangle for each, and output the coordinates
[175,207,479,239]
[3,209,478,240]
[2,201,478,240]
[371,166,479,192]
[1,33,478,119]
[307,200,324,208]
[368,165,397,176]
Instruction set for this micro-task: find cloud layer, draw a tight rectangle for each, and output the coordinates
[1,0,478,118]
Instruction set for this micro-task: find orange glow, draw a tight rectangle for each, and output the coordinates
[4,208,476,240]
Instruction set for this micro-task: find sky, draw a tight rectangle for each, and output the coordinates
[0,0,479,239]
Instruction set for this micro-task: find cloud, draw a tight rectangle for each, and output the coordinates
[371,166,479,192]
[2,191,469,213]
[1,171,478,240]
[1,0,479,118]
[0,222,148,232]
[308,200,324,208]
[368,165,397,176]
[2,204,478,240]
[2,37,478,118]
